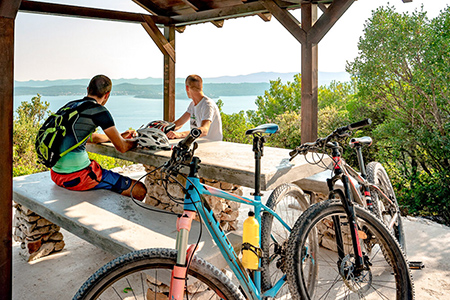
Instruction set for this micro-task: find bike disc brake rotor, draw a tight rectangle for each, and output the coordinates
[339,254,372,294]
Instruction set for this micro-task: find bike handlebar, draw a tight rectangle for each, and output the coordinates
[178,128,202,149]
[289,119,372,160]
[164,128,202,172]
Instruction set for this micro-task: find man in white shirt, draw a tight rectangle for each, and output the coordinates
[167,74,223,141]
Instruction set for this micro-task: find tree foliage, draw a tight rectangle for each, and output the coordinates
[247,74,302,126]
[13,95,50,176]
[347,5,450,222]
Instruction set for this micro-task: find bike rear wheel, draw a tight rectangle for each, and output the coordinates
[261,183,314,298]
[367,161,406,250]
[73,248,244,300]
[286,200,414,300]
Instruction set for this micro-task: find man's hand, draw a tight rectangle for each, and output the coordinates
[166,130,184,139]
[121,129,137,139]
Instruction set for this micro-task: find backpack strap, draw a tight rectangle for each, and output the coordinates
[60,132,94,157]
[59,99,100,158]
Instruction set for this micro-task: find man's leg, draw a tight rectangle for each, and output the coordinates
[93,168,147,201]
[120,179,147,201]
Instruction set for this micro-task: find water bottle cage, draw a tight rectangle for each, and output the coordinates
[241,242,263,258]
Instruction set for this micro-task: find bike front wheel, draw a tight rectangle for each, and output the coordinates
[286,200,414,300]
[73,248,244,300]
[367,161,406,250]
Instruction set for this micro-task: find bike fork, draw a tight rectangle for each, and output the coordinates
[169,210,197,300]
[339,175,365,271]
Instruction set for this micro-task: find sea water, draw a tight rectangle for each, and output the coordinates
[14,94,259,132]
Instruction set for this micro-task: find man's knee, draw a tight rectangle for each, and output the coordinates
[130,180,147,201]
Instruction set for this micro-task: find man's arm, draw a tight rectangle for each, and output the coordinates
[167,119,211,139]
[196,119,212,138]
[167,112,191,139]
[89,127,137,153]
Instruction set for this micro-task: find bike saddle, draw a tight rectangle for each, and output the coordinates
[349,136,372,148]
[245,123,279,135]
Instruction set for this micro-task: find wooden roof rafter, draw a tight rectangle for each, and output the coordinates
[19,0,171,25]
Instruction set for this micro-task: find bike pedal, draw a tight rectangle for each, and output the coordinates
[409,261,425,270]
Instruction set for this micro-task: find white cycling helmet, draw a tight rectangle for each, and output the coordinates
[136,127,171,150]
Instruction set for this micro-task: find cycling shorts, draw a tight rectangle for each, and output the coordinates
[51,160,132,194]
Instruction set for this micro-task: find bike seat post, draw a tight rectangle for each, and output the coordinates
[354,146,367,178]
[252,134,264,197]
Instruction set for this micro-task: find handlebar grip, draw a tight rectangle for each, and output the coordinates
[348,119,372,131]
[289,149,298,157]
[178,128,202,149]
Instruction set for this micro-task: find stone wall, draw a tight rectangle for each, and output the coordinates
[144,165,243,231]
[13,203,65,261]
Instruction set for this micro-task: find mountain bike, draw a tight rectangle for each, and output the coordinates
[73,124,311,299]
[269,119,406,250]
[285,119,414,299]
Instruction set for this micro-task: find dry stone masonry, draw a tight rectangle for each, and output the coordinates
[13,202,65,261]
[144,165,243,231]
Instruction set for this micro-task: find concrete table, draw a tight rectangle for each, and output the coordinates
[87,139,329,191]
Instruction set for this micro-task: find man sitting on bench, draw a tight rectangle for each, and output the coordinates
[50,75,147,200]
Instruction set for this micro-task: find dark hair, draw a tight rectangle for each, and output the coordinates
[185,74,203,90]
[88,75,112,98]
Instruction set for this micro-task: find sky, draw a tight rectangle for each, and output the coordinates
[14,0,450,82]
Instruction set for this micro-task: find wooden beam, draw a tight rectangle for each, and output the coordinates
[300,2,318,143]
[163,26,176,122]
[170,1,267,26]
[141,15,175,62]
[211,19,224,28]
[0,3,21,299]
[0,0,22,19]
[132,0,168,16]
[318,3,328,13]
[308,0,354,44]
[262,0,306,44]
[19,0,170,25]
[257,12,272,22]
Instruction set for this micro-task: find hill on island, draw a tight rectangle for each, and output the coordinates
[14,71,350,98]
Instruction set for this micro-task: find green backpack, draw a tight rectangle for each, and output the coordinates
[35,99,99,168]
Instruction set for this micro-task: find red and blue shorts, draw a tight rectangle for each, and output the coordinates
[51,160,132,194]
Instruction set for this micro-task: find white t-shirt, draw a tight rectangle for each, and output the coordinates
[186,96,223,141]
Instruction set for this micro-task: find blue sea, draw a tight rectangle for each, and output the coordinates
[14,94,259,132]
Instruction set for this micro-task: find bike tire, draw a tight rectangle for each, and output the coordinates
[286,200,414,300]
[73,248,244,300]
[367,161,406,251]
[260,183,313,298]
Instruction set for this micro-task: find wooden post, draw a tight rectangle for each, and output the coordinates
[301,3,318,143]
[163,25,175,122]
[0,1,21,298]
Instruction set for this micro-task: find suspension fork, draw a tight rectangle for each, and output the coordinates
[329,145,364,272]
[169,210,197,300]
[341,175,365,271]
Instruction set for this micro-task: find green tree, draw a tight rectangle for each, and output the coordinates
[347,5,450,222]
[247,74,302,126]
[13,94,50,176]
[217,99,253,144]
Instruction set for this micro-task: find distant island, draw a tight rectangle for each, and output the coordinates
[14,71,350,98]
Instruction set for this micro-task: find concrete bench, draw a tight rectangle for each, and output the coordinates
[13,171,240,266]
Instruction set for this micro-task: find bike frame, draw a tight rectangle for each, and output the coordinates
[169,134,291,300]
[337,153,400,232]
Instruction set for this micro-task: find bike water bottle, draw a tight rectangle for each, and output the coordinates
[242,211,260,270]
